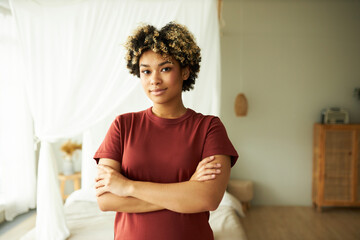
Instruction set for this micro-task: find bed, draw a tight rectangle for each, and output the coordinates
[22,188,247,240]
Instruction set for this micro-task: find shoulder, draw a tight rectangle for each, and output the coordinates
[189,109,222,126]
[114,109,147,122]
[111,109,148,130]
[188,109,230,138]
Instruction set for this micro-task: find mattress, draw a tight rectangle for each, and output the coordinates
[21,190,247,240]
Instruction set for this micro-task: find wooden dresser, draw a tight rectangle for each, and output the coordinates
[312,124,360,211]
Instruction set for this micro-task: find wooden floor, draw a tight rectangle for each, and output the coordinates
[240,206,360,240]
[1,206,360,240]
[0,213,36,240]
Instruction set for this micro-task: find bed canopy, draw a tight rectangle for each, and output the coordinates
[1,0,221,239]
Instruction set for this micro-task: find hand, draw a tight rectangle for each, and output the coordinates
[190,156,222,182]
[95,164,132,197]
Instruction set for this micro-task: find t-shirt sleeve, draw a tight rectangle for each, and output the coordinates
[202,117,238,167]
[93,117,122,164]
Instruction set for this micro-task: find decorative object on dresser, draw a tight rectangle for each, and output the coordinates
[60,139,82,175]
[312,124,360,212]
[321,107,349,124]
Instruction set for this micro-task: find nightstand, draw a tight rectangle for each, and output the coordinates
[312,124,360,212]
[58,172,81,200]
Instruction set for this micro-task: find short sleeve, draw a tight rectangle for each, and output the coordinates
[202,117,238,167]
[93,117,122,164]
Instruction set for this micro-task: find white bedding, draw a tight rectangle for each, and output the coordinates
[210,191,247,240]
[21,189,247,240]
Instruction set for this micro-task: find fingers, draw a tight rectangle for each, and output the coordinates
[197,156,221,171]
[197,161,221,175]
[95,172,107,182]
[196,168,221,182]
[95,180,104,189]
[197,174,217,182]
[203,162,222,170]
[95,164,113,182]
[94,178,108,196]
[197,156,216,170]
[95,185,108,197]
[192,156,223,182]
[94,165,117,197]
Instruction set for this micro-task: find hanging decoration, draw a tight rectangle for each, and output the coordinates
[234,93,248,117]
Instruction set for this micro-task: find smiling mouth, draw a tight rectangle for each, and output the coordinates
[150,88,167,96]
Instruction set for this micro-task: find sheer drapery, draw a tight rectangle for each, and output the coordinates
[9,0,220,239]
[81,88,151,189]
[0,8,36,222]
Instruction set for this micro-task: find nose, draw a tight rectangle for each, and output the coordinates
[150,71,162,85]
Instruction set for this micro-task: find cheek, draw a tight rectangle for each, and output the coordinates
[168,73,183,86]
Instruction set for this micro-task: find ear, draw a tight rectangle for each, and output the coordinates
[182,66,190,81]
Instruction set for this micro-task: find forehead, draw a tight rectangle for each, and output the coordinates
[139,50,175,66]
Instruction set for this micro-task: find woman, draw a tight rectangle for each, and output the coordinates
[94,22,238,240]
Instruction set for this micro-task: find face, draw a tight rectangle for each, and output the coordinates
[139,50,189,107]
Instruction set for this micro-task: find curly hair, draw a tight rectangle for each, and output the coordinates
[124,22,201,91]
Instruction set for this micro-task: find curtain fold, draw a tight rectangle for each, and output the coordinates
[36,141,70,239]
[9,0,221,239]
[0,8,36,222]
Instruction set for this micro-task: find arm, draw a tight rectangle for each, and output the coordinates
[96,155,231,214]
[97,193,163,213]
[96,156,222,213]
[96,158,163,213]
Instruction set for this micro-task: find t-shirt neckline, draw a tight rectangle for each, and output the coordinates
[146,107,194,124]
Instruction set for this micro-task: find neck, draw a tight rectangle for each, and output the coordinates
[152,103,187,119]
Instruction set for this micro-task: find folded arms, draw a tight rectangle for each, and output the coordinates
[95,155,231,214]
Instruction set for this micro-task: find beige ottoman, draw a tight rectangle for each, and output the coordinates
[227,179,253,212]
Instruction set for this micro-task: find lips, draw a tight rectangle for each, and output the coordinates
[150,88,167,96]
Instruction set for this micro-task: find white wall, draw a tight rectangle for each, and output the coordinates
[220,0,360,206]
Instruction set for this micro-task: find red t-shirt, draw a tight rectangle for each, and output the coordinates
[94,107,238,240]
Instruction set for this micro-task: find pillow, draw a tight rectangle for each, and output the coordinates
[218,191,245,217]
[65,188,97,206]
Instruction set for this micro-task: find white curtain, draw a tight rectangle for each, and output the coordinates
[9,0,221,239]
[0,6,36,221]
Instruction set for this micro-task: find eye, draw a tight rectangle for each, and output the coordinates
[141,70,151,75]
[161,67,171,72]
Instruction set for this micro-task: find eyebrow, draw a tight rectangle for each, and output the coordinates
[140,61,173,68]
